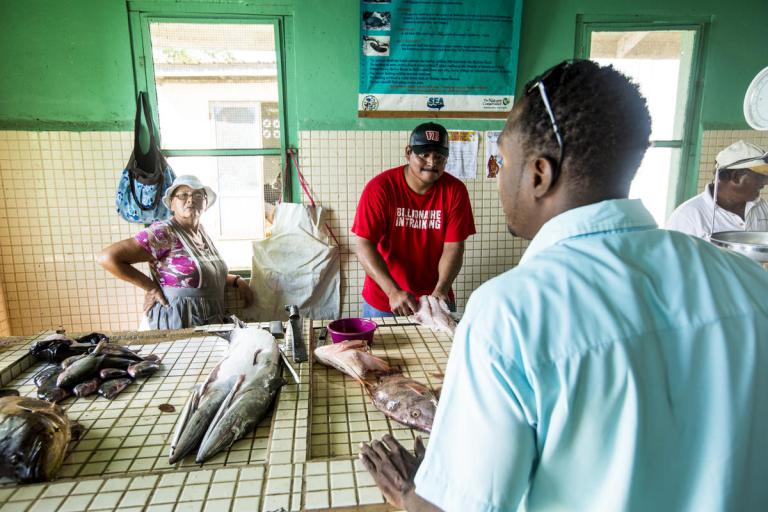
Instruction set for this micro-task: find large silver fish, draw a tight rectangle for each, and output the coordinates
[0,396,78,483]
[169,326,285,464]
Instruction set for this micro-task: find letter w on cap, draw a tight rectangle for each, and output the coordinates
[425,130,440,141]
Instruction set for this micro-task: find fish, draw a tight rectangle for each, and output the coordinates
[314,339,391,381]
[29,333,86,364]
[101,344,143,361]
[365,374,438,433]
[169,325,285,464]
[0,389,19,397]
[98,378,132,399]
[61,353,87,369]
[127,360,161,378]
[0,396,76,483]
[413,295,457,335]
[142,354,161,362]
[36,367,71,403]
[99,368,128,380]
[56,341,107,388]
[73,378,101,398]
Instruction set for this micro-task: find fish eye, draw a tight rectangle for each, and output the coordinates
[411,410,421,418]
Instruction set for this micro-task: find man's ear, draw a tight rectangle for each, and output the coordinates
[531,157,557,199]
[405,145,413,159]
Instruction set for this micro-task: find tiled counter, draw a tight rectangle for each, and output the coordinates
[0,318,451,511]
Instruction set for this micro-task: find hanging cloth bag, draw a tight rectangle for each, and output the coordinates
[247,149,341,321]
[116,92,175,223]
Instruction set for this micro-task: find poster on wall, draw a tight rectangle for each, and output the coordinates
[358,0,523,118]
[445,130,478,180]
[485,130,502,178]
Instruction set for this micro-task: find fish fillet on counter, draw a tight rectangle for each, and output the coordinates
[169,325,285,464]
[314,339,391,381]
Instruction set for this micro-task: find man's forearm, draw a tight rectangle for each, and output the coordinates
[355,237,400,296]
[404,488,443,512]
[433,241,465,295]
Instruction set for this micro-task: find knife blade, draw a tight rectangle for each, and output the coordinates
[285,304,308,363]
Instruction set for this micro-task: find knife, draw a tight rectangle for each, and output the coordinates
[277,344,301,384]
[285,304,308,363]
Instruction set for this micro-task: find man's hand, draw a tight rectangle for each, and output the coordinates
[430,288,450,305]
[388,289,419,316]
[359,434,426,509]
[236,278,255,307]
[143,286,168,314]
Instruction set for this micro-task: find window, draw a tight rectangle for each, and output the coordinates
[577,18,707,225]
[130,14,290,269]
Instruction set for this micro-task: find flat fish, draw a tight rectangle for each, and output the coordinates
[314,339,391,382]
[0,396,76,483]
[169,325,284,464]
[366,374,438,433]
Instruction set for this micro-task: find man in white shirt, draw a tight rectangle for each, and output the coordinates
[666,140,768,238]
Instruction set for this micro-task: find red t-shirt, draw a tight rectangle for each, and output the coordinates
[351,165,476,312]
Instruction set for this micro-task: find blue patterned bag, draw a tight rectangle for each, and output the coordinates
[116,92,175,224]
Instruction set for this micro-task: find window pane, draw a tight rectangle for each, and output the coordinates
[629,147,681,226]
[590,30,694,140]
[150,22,280,150]
[167,155,283,270]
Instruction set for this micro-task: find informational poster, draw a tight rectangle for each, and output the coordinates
[485,130,502,178]
[359,0,523,118]
[445,130,478,180]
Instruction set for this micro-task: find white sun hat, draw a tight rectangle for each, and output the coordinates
[162,175,217,210]
[716,140,768,174]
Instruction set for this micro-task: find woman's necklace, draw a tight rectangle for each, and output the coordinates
[179,222,209,252]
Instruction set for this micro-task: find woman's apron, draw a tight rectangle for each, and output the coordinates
[144,219,228,330]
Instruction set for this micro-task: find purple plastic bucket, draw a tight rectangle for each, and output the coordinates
[326,318,378,345]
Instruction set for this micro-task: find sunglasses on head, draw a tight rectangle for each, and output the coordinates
[523,60,582,184]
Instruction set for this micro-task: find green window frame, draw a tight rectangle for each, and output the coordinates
[576,15,710,213]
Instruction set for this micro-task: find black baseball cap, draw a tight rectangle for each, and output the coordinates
[409,122,449,157]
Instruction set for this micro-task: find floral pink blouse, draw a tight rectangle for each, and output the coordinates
[135,222,202,288]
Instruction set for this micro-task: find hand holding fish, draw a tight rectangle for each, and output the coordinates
[413,295,456,336]
[359,435,440,511]
[389,289,419,316]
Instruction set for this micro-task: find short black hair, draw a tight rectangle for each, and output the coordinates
[505,59,651,194]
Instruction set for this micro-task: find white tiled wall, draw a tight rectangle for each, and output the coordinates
[2,128,762,336]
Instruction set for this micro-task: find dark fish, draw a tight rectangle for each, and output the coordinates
[60,353,87,369]
[29,334,89,364]
[98,356,135,370]
[366,374,438,433]
[127,360,160,379]
[0,389,19,397]
[73,378,101,398]
[56,341,107,388]
[98,378,132,399]
[99,368,128,380]
[142,354,161,362]
[36,367,71,403]
[0,396,75,483]
[34,365,60,387]
[101,344,143,361]
[75,332,108,345]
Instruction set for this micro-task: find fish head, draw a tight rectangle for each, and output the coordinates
[0,398,71,483]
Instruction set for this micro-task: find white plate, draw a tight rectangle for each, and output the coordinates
[744,66,768,130]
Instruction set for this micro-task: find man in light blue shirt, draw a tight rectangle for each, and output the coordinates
[359,60,768,511]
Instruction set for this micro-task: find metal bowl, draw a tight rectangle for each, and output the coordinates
[710,231,768,263]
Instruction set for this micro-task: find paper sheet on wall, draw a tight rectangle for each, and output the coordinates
[485,130,502,179]
[445,130,478,180]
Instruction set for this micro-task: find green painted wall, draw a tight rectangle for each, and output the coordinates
[0,0,766,131]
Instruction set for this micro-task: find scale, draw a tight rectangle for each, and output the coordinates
[709,66,768,265]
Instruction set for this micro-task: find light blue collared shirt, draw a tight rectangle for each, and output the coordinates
[415,199,768,511]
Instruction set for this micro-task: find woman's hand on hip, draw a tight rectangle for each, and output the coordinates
[143,286,168,314]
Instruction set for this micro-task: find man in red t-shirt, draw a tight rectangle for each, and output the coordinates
[352,122,476,316]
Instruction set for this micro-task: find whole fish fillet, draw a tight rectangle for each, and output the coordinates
[0,396,75,483]
[169,326,284,464]
[314,339,391,382]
